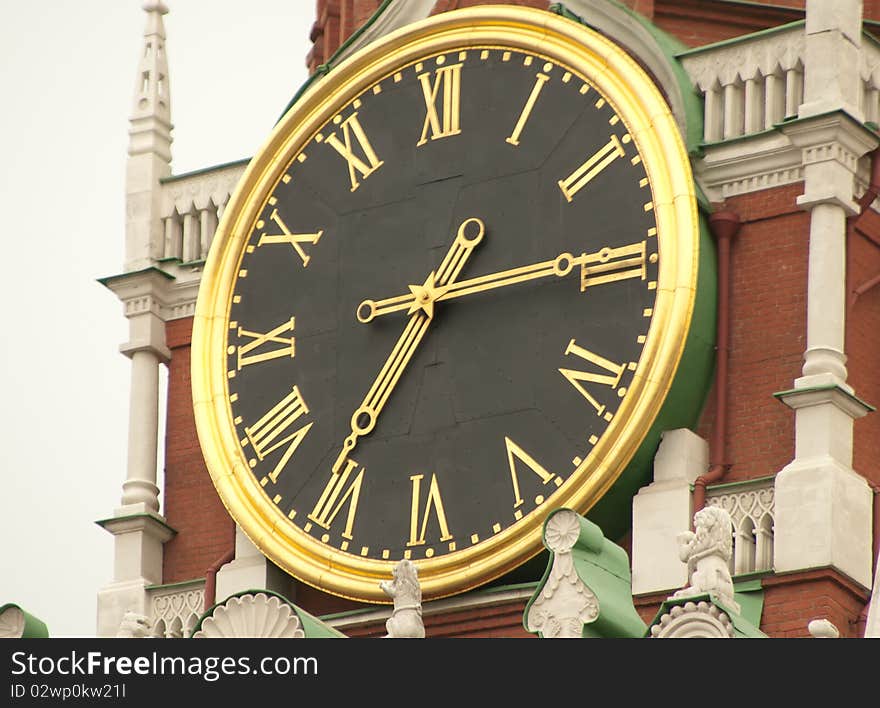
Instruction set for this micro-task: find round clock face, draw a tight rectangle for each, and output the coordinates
[193,7,701,602]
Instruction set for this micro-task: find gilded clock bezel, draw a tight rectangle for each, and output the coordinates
[192,6,700,603]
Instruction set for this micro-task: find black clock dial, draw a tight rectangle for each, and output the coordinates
[194,7,706,603]
[225,47,658,563]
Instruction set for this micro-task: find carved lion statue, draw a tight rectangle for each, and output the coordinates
[116,610,152,638]
[379,559,425,638]
[672,506,738,611]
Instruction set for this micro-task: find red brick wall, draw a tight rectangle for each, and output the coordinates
[162,318,235,583]
[761,571,868,638]
[848,213,880,490]
[697,185,808,482]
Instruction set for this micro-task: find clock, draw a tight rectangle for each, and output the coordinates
[192,6,712,603]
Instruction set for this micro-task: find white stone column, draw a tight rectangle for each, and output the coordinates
[774,0,876,590]
[632,429,708,596]
[122,349,161,511]
[96,271,173,637]
[96,1,175,637]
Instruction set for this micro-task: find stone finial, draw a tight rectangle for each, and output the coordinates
[379,559,425,638]
[128,0,173,161]
[672,506,740,614]
[116,610,152,638]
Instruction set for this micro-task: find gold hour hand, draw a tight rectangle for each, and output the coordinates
[357,240,649,322]
[334,217,485,472]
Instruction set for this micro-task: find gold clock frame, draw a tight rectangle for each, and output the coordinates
[192,6,699,603]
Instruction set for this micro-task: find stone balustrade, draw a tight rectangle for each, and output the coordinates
[147,580,205,638]
[706,477,775,577]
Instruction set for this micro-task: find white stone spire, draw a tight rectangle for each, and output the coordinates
[125,0,173,271]
[129,1,172,161]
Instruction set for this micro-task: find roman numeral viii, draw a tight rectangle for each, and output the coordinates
[407,474,453,547]
[235,316,296,370]
[417,63,463,146]
[309,458,365,541]
[244,385,313,483]
[325,112,384,192]
[558,340,626,417]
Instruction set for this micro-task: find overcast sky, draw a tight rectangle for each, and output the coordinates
[0,1,315,637]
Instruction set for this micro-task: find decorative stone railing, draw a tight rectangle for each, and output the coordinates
[705,476,775,577]
[680,23,805,144]
[147,580,206,638]
[681,23,880,145]
[158,160,247,264]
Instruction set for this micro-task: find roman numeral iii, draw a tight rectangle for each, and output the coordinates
[417,63,463,145]
[236,316,296,370]
[581,241,647,290]
[558,340,626,416]
[325,112,384,192]
[244,385,313,483]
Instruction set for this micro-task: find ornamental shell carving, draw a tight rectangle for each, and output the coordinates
[650,601,734,639]
[192,593,305,639]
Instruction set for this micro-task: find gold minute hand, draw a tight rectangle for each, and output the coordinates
[358,251,575,322]
[333,217,485,473]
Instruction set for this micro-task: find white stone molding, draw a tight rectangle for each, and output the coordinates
[0,606,26,639]
[706,477,775,576]
[379,559,425,638]
[148,580,205,638]
[672,506,741,614]
[807,618,840,638]
[192,593,306,639]
[632,429,708,596]
[524,510,600,638]
[650,601,735,638]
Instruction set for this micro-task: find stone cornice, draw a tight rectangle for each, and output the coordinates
[100,263,203,324]
[783,111,879,162]
[696,129,803,200]
[96,512,177,543]
[774,383,875,419]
